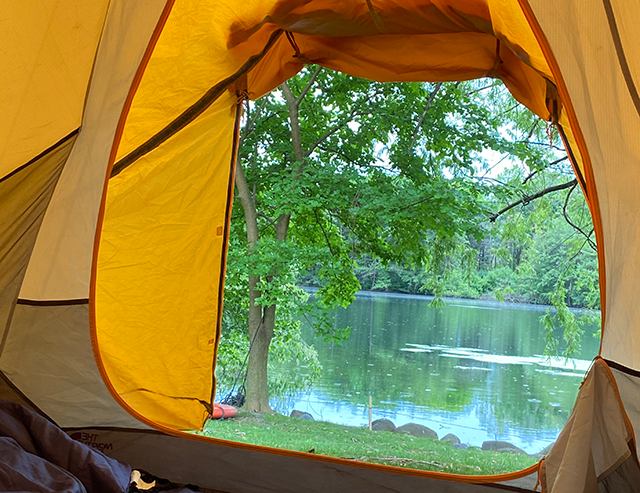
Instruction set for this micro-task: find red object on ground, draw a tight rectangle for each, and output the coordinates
[211,404,237,420]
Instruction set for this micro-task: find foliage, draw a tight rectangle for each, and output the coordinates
[215,239,322,396]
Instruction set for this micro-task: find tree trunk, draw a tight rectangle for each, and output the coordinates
[235,154,274,412]
[244,290,273,412]
[243,216,288,411]
[238,80,305,412]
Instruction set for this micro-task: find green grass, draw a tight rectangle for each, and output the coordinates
[201,412,538,476]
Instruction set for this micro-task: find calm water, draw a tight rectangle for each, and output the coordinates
[272,291,600,454]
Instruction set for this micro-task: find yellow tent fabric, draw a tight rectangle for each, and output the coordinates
[97,92,237,430]
[0,1,111,177]
[2,0,640,491]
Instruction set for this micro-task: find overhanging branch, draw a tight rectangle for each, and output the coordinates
[304,88,385,157]
[562,181,597,251]
[489,179,578,222]
[304,117,354,157]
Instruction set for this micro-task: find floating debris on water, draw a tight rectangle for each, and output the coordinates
[453,365,492,372]
[535,369,585,378]
[402,343,591,374]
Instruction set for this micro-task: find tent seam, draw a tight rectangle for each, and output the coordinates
[601,0,640,118]
[0,130,79,185]
[16,298,88,306]
[110,29,284,178]
[78,0,115,127]
[89,0,177,430]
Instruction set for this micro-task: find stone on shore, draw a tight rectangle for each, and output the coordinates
[481,441,526,455]
[531,442,555,459]
[371,418,396,432]
[290,410,314,420]
[394,423,438,440]
[441,433,461,445]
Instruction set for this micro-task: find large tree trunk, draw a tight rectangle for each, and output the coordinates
[235,153,274,412]
[237,80,305,412]
[244,290,273,412]
[243,215,288,412]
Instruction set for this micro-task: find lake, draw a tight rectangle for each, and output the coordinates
[271,291,600,454]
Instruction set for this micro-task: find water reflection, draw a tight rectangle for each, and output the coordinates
[272,292,600,454]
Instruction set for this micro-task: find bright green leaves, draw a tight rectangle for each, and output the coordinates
[541,277,584,358]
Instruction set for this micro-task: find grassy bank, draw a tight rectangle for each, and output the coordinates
[201,412,538,476]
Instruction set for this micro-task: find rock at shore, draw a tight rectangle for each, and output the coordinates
[481,441,526,455]
[441,433,461,445]
[394,423,438,440]
[290,410,314,420]
[371,418,396,432]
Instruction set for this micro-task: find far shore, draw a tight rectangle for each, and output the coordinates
[302,286,601,315]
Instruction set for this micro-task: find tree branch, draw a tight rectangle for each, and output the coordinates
[315,210,335,256]
[489,179,578,222]
[316,144,388,170]
[257,212,278,230]
[522,156,568,185]
[239,97,270,148]
[562,181,597,251]
[466,81,501,96]
[523,141,565,152]
[280,81,304,163]
[234,158,259,249]
[409,82,443,151]
[479,153,510,178]
[304,116,354,157]
[296,65,323,106]
[568,234,595,265]
[304,88,386,158]
[522,120,540,142]
[498,103,519,117]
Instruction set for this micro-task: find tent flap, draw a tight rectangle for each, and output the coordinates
[541,358,640,492]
